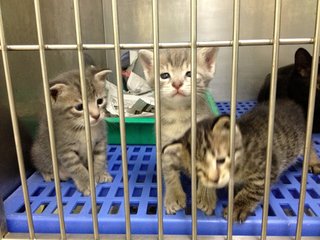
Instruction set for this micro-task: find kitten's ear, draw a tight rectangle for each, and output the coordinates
[211,115,242,145]
[50,83,66,102]
[139,49,153,81]
[94,69,112,82]
[162,142,183,155]
[198,47,218,75]
[295,48,312,77]
[211,115,231,134]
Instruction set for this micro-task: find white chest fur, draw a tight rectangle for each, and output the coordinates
[77,122,104,162]
[161,106,210,146]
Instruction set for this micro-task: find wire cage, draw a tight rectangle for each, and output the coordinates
[1,0,320,239]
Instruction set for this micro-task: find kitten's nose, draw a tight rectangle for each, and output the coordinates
[172,81,183,89]
[208,172,219,183]
[91,113,100,120]
[212,177,219,183]
[89,103,100,121]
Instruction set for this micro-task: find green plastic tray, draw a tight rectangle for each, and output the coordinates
[106,91,219,145]
[22,92,219,145]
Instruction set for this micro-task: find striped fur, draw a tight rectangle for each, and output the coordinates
[139,47,219,146]
[162,117,225,215]
[31,67,113,195]
[164,99,320,221]
[139,48,219,214]
[225,100,320,222]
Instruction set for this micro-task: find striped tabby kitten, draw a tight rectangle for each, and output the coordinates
[162,117,222,215]
[164,100,320,220]
[31,67,113,195]
[139,47,218,213]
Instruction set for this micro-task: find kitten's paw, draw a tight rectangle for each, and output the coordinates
[95,171,113,183]
[308,150,320,174]
[197,189,216,215]
[309,163,320,175]
[41,172,54,182]
[78,185,91,196]
[165,190,186,214]
[223,205,252,223]
[82,188,91,196]
[74,179,91,196]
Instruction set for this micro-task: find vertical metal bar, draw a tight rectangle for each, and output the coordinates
[111,1,131,239]
[0,2,35,239]
[227,0,240,239]
[190,0,198,239]
[295,0,320,238]
[73,1,99,239]
[33,0,66,238]
[261,1,282,239]
[101,0,111,71]
[151,0,163,239]
[0,198,7,237]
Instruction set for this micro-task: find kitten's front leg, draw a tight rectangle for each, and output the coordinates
[164,171,186,214]
[197,180,217,215]
[162,154,186,214]
[223,181,263,223]
[309,147,320,174]
[60,151,91,195]
[93,139,113,183]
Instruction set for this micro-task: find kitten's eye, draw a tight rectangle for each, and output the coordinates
[97,98,104,105]
[217,158,225,164]
[160,72,170,79]
[186,71,191,77]
[74,103,83,111]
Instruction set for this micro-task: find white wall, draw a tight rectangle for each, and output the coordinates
[104,0,317,101]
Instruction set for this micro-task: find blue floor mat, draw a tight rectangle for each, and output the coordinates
[4,101,320,236]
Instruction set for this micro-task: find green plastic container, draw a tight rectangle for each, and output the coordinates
[22,92,219,145]
[106,91,220,145]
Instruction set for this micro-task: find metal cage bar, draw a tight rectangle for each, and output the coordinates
[227,0,240,238]
[73,0,100,238]
[33,0,66,238]
[295,0,320,238]
[0,198,6,238]
[0,2,35,239]
[151,0,163,239]
[2,1,320,239]
[190,0,198,239]
[111,0,132,239]
[0,38,316,52]
[261,0,282,239]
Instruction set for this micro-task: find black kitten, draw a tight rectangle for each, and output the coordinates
[257,48,320,133]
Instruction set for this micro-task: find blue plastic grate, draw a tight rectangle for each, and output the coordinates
[4,101,320,236]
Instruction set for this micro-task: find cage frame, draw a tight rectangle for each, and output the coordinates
[1,0,320,239]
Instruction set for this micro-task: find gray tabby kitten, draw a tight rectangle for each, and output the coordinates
[31,67,113,195]
[164,100,320,221]
[139,47,218,214]
[162,117,221,215]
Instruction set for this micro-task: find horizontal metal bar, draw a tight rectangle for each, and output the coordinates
[4,233,320,240]
[0,38,314,51]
